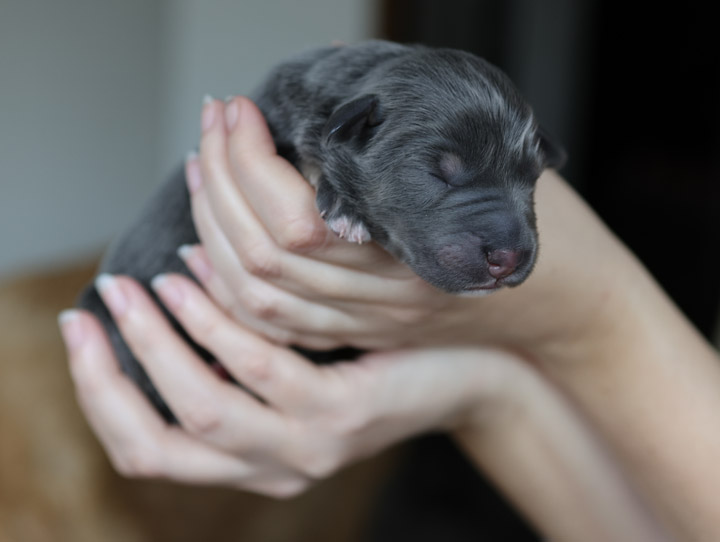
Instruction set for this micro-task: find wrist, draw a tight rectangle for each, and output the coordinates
[444,348,539,433]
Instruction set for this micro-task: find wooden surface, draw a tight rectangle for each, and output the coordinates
[0,262,398,542]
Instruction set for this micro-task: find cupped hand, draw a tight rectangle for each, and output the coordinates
[59,273,523,497]
[186,96,455,351]
[187,96,637,360]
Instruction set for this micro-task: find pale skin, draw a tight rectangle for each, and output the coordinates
[60,96,720,541]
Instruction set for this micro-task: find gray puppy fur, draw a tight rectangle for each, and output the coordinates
[78,40,565,421]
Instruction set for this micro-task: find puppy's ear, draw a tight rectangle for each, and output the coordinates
[323,94,384,145]
[537,126,567,170]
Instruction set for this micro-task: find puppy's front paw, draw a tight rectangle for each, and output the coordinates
[325,215,371,244]
[316,178,371,244]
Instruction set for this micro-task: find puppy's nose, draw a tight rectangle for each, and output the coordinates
[487,249,520,280]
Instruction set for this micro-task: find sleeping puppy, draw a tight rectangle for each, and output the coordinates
[78,40,566,421]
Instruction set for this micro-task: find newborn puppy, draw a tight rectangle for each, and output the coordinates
[79,40,565,420]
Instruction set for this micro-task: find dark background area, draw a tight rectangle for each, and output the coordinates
[381,0,720,337]
[368,2,720,539]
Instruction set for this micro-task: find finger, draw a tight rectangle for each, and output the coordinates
[190,125,346,331]
[150,272,334,414]
[224,96,330,253]
[181,170,315,347]
[94,274,285,450]
[196,99,430,307]
[224,97,395,267]
[177,242,356,349]
[59,309,254,485]
[198,98,280,268]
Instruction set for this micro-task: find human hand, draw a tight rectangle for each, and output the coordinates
[186,95,454,352]
[187,96,639,360]
[59,272,524,497]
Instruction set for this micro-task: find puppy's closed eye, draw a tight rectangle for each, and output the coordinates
[437,152,470,187]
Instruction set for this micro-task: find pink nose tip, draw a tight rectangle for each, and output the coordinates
[487,249,520,279]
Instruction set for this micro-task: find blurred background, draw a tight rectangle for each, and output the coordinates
[1,1,718,541]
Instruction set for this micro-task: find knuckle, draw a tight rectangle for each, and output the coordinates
[319,385,370,436]
[278,216,327,253]
[330,409,368,437]
[243,245,281,279]
[302,453,341,480]
[192,313,224,343]
[114,448,163,479]
[243,291,280,321]
[389,306,431,327]
[178,402,223,436]
[267,478,309,500]
[244,351,275,382]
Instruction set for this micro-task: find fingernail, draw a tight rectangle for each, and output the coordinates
[58,309,84,350]
[177,245,213,282]
[151,274,184,310]
[185,153,203,194]
[224,95,235,103]
[177,244,194,261]
[225,99,239,131]
[95,274,128,316]
[202,95,215,132]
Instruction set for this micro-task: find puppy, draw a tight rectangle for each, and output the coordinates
[79,40,565,420]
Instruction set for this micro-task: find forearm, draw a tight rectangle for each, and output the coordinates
[453,358,668,542]
[488,173,720,539]
[538,270,720,541]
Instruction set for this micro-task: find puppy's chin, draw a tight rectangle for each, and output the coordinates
[456,285,503,298]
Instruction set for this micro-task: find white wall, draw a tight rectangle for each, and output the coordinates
[0,0,164,277]
[156,0,379,178]
[0,0,378,279]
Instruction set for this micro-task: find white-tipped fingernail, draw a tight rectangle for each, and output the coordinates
[151,274,183,310]
[178,246,213,283]
[177,244,194,260]
[95,274,128,316]
[202,95,216,132]
[58,309,84,350]
[185,150,198,163]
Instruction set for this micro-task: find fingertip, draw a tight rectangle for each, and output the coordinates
[231,96,278,158]
[177,243,195,262]
[177,244,214,283]
[201,95,219,132]
[58,309,85,352]
[62,310,120,388]
[151,273,185,311]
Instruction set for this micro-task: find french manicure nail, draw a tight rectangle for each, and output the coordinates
[202,95,215,132]
[151,274,184,310]
[58,309,84,350]
[95,274,128,316]
[177,244,194,261]
[177,245,213,282]
[225,100,239,131]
